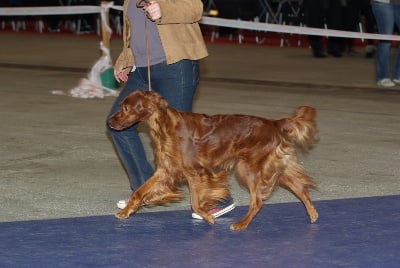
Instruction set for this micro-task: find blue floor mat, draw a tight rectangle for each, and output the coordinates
[1,195,399,268]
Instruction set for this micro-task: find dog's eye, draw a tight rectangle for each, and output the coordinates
[123,105,129,112]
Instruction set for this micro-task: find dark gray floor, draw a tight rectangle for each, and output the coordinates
[1,32,399,223]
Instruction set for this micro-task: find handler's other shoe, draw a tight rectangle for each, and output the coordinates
[393,78,400,85]
[192,197,236,220]
[117,199,127,209]
[117,198,236,219]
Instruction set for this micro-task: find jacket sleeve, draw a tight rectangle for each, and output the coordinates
[114,9,135,75]
[155,0,204,24]
[114,47,134,75]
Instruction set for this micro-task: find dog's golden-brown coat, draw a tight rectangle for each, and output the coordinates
[108,90,318,230]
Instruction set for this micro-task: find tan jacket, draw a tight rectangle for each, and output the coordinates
[115,0,208,74]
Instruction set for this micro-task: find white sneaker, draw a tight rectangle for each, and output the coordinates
[117,200,127,209]
[192,203,236,220]
[393,78,400,85]
[377,78,395,87]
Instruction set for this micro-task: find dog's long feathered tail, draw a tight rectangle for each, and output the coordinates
[280,106,318,152]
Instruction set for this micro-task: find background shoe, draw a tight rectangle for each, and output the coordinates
[117,200,127,209]
[377,78,395,88]
[393,79,400,85]
[192,199,236,220]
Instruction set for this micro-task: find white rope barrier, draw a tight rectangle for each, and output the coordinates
[200,16,400,42]
[0,6,101,16]
[0,4,122,16]
[111,5,123,12]
[1,4,400,41]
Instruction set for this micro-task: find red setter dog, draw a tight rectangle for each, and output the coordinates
[108,90,319,230]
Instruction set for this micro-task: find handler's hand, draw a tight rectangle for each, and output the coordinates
[114,69,128,83]
[144,1,162,21]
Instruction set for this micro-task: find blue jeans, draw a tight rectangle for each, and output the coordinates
[107,60,199,190]
[371,2,400,81]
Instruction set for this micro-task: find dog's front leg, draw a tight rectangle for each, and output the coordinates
[192,206,215,225]
[115,191,142,219]
[115,173,161,220]
[188,182,215,225]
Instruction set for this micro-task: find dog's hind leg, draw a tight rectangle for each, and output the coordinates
[230,186,263,231]
[230,162,268,231]
[279,175,318,223]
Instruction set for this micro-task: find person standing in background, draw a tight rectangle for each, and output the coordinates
[303,0,345,58]
[360,0,377,58]
[371,0,400,87]
[341,0,376,57]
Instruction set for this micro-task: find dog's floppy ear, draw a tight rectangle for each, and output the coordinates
[144,91,169,110]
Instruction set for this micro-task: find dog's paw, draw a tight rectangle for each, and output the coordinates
[310,210,319,223]
[115,210,130,220]
[230,222,248,231]
[203,215,215,225]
